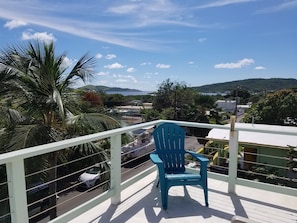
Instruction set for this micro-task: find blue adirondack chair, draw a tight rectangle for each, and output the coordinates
[150,122,209,210]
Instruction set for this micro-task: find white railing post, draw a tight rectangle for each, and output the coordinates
[228,116,239,193]
[110,134,122,205]
[6,159,29,223]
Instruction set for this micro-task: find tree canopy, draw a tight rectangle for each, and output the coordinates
[0,41,122,219]
[244,89,297,125]
[150,79,219,122]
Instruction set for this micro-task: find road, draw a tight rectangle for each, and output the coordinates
[32,156,153,223]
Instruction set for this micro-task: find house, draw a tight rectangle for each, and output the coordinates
[216,100,251,115]
[216,100,236,113]
[204,123,297,183]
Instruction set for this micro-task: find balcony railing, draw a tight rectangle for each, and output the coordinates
[0,119,297,223]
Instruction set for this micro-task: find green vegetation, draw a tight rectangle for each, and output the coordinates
[0,41,122,220]
[193,78,297,93]
[141,79,222,139]
[76,78,297,95]
[78,85,142,93]
[1,41,297,221]
[244,89,297,125]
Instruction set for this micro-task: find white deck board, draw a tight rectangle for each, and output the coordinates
[70,171,297,223]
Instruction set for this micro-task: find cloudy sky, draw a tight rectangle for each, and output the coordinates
[0,0,296,91]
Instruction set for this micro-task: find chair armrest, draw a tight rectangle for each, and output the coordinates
[186,151,208,180]
[150,153,163,165]
[186,151,209,163]
[150,153,165,179]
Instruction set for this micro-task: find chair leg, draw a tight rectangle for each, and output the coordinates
[161,189,168,210]
[204,186,209,207]
[160,184,168,210]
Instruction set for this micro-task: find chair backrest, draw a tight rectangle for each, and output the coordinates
[153,123,186,173]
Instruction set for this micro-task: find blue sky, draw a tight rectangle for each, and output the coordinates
[0,0,296,91]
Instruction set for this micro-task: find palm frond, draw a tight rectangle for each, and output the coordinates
[53,87,65,120]
[63,54,96,88]
[4,124,52,151]
[66,113,121,136]
[0,67,18,96]
[0,106,26,126]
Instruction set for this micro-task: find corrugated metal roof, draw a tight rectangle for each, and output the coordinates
[207,123,297,148]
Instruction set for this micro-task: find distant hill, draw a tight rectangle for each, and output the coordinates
[77,78,297,94]
[193,78,297,93]
[77,85,142,93]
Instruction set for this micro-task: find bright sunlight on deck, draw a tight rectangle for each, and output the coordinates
[70,171,297,223]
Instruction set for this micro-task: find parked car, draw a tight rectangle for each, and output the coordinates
[78,165,101,188]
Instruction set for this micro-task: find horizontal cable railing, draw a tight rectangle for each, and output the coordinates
[0,164,9,223]
[24,149,113,223]
[0,119,297,223]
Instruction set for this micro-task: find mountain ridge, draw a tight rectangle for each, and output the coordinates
[193,78,297,93]
[78,85,142,93]
[77,78,297,93]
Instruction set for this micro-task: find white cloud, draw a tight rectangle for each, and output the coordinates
[21,31,56,43]
[197,0,256,9]
[144,71,158,79]
[105,54,117,60]
[145,72,159,78]
[156,63,171,69]
[104,62,124,69]
[96,71,109,76]
[127,67,135,72]
[107,4,139,14]
[115,74,137,83]
[126,75,137,83]
[198,37,207,43]
[255,66,266,70]
[188,61,195,65]
[96,53,103,59]
[256,1,297,14]
[116,79,128,83]
[214,58,255,69]
[0,1,213,51]
[61,57,74,68]
[4,20,27,29]
[140,62,151,66]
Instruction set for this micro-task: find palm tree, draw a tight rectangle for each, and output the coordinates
[0,41,121,220]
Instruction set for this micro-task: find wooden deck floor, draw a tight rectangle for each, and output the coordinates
[70,171,297,223]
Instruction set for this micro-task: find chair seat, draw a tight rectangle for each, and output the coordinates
[166,173,201,181]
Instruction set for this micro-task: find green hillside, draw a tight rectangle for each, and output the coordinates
[193,78,297,93]
[78,85,141,92]
[77,78,297,94]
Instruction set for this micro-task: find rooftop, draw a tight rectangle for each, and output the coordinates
[207,123,297,148]
[70,171,297,223]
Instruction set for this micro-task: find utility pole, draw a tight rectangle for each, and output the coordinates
[174,87,177,120]
[234,86,239,121]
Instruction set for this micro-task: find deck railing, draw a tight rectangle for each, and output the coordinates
[0,119,296,223]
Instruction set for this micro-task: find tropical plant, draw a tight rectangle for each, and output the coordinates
[101,93,125,107]
[244,89,297,125]
[149,79,222,140]
[0,41,121,220]
[81,92,103,110]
